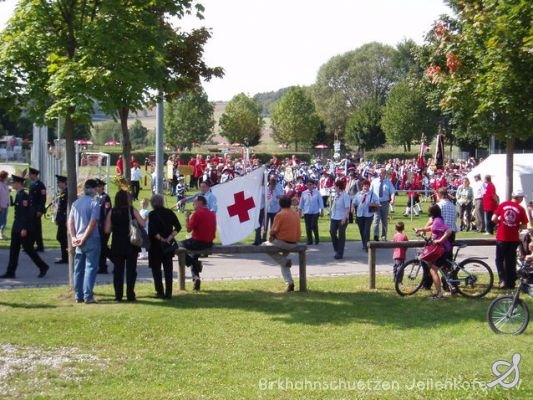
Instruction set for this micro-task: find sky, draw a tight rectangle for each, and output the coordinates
[0,0,451,102]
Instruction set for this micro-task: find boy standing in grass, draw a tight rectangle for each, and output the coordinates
[392,222,408,280]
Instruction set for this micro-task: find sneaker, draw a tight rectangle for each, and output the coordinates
[85,298,97,304]
[0,272,15,279]
[381,236,387,241]
[193,278,201,291]
[430,292,443,300]
[54,259,68,264]
[286,283,295,292]
[75,299,84,303]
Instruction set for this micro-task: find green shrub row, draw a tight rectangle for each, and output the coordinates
[92,148,312,166]
[364,151,432,163]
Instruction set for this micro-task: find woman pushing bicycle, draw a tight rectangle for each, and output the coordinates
[414,205,453,299]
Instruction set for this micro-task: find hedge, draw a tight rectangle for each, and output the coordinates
[364,151,432,163]
[90,147,311,166]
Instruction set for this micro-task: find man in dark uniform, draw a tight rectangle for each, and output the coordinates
[95,178,111,274]
[28,167,47,252]
[0,172,49,279]
[54,175,68,264]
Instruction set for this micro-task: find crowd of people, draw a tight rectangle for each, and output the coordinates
[1,151,532,298]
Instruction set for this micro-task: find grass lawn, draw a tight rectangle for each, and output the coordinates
[0,181,484,250]
[0,276,531,399]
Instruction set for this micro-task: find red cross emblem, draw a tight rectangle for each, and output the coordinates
[227,191,255,223]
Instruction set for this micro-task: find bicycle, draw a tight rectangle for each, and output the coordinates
[395,231,494,298]
[487,260,533,335]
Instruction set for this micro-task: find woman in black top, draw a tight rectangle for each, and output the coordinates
[148,194,181,299]
[104,190,145,302]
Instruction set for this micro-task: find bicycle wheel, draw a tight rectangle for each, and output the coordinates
[454,259,494,298]
[487,295,529,335]
[395,259,426,296]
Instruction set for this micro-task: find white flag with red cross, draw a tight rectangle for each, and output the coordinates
[211,166,265,245]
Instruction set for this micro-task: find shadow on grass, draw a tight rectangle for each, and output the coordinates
[134,288,490,329]
[0,301,57,309]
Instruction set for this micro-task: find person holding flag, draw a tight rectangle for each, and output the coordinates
[177,180,217,212]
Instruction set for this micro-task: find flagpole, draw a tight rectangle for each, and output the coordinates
[263,168,268,241]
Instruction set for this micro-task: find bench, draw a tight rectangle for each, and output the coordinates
[175,244,308,292]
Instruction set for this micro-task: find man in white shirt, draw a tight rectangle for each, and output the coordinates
[131,163,142,201]
[472,174,485,232]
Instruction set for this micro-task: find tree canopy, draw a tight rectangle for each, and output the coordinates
[271,87,321,150]
[219,93,263,146]
[381,79,440,151]
[164,89,215,149]
[312,42,398,138]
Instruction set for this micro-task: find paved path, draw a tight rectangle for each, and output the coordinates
[0,242,496,290]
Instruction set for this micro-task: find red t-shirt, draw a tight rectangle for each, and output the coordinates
[482,182,498,212]
[494,201,528,242]
[188,206,216,242]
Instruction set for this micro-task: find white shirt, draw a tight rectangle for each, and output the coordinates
[131,167,142,181]
[472,180,484,200]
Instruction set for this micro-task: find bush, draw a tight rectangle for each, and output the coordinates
[93,148,311,166]
[364,150,432,163]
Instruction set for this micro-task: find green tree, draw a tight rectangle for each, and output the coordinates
[312,42,398,139]
[345,99,385,152]
[92,120,122,145]
[129,120,149,147]
[87,1,222,180]
[0,0,102,209]
[271,87,321,150]
[164,90,215,149]
[381,80,440,151]
[421,0,532,198]
[219,93,263,146]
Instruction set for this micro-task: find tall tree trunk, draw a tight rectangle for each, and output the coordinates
[119,107,132,182]
[505,137,514,201]
[63,112,77,289]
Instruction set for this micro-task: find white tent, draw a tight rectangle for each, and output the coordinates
[467,154,533,206]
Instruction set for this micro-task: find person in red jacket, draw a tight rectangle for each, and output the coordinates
[491,190,528,289]
[182,195,216,291]
[482,175,498,234]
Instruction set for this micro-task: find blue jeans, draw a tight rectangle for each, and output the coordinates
[0,207,7,230]
[74,240,101,301]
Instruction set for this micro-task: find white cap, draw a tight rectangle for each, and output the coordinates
[512,189,525,198]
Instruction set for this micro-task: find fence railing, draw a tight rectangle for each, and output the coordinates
[366,238,497,289]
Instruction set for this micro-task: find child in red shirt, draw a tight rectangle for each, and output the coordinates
[392,222,408,281]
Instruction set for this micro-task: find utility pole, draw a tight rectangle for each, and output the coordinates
[155,93,164,194]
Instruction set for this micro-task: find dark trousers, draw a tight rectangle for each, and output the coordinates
[112,253,138,300]
[181,239,213,279]
[459,204,473,231]
[149,253,174,297]
[56,222,68,261]
[484,210,495,234]
[254,209,266,245]
[98,233,110,272]
[330,219,347,257]
[6,231,48,275]
[304,213,320,244]
[495,241,519,288]
[130,181,140,200]
[31,215,44,251]
[322,196,329,209]
[356,216,373,250]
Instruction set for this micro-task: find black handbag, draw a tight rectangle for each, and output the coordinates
[161,239,179,256]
